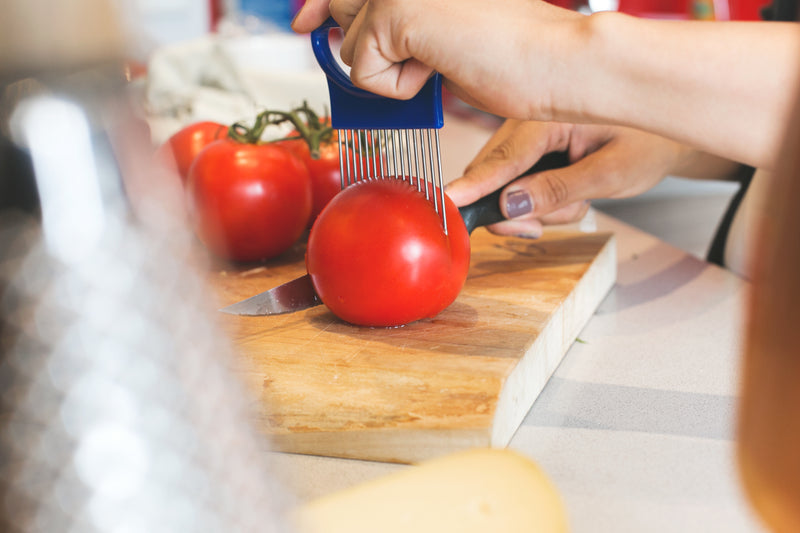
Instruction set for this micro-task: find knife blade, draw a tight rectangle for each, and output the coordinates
[219,273,320,316]
[219,151,569,316]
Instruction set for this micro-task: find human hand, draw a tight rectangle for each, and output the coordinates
[292,0,584,121]
[445,119,688,237]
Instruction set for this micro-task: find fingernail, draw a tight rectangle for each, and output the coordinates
[290,7,305,29]
[516,230,542,239]
[506,190,533,218]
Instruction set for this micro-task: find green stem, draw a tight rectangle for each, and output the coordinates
[226,102,335,157]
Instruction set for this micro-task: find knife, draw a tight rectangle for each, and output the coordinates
[219,151,570,316]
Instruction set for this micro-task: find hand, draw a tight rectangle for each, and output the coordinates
[294,1,800,171]
[292,0,584,121]
[445,119,689,237]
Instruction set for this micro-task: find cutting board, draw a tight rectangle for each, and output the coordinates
[210,228,616,464]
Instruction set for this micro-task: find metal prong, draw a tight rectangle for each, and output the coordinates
[343,130,353,186]
[357,130,367,181]
[370,129,380,178]
[417,129,430,199]
[337,129,345,190]
[378,130,388,178]
[403,129,413,185]
[391,129,401,179]
[434,128,448,235]
[411,129,421,191]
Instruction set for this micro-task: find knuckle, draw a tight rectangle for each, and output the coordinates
[533,173,570,209]
[486,140,516,164]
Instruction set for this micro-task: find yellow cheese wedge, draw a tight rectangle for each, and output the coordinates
[292,448,569,533]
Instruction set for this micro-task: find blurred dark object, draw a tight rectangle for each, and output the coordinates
[0,139,38,215]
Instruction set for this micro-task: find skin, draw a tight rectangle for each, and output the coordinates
[447,120,743,236]
[292,0,800,234]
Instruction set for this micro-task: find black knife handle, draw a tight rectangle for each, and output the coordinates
[457,151,571,234]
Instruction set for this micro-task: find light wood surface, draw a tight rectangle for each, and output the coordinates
[210,228,616,464]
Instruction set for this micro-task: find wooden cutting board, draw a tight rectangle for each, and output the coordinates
[210,228,616,464]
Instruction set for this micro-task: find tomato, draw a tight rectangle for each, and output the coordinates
[186,139,312,262]
[276,133,342,223]
[306,178,470,327]
[275,113,382,225]
[157,121,227,182]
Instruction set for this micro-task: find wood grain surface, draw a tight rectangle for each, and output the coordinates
[209,228,616,464]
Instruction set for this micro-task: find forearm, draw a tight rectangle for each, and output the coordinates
[670,147,748,180]
[559,13,800,171]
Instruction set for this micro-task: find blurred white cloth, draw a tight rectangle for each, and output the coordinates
[144,32,330,145]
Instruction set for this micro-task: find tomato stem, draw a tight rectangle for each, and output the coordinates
[226,102,336,160]
[265,102,334,160]
[227,113,271,144]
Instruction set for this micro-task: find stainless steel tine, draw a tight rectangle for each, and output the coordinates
[357,131,367,181]
[345,129,355,184]
[433,128,448,234]
[378,129,388,178]
[343,129,353,187]
[392,129,402,180]
[363,131,372,180]
[419,130,427,192]
[386,130,394,177]
[352,129,362,184]
[370,129,380,178]
[337,129,346,189]
[411,130,421,192]
[414,130,428,200]
[403,130,413,186]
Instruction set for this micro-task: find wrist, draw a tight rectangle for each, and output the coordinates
[560,11,635,126]
[531,10,621,125]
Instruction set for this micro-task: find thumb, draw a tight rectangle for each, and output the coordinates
[446,145,553,208]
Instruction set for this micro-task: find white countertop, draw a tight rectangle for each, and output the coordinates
[267,114,768,533]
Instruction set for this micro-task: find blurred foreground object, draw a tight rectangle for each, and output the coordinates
[737,56,800,533]
[293,448,569,533]
[0,1,291,531]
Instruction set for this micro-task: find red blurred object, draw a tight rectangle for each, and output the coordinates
[728,0,771,19]
[209,0,224,31]
[617,0,691,19]
[617,0,770,19]
[544,0,582,9]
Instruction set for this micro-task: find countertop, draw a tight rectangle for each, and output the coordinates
[266,114,768,533]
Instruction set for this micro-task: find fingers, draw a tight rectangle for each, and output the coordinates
[291,0,366,33]
[338,4,434,99]
[291,0,333,33]
[539,200,591,225]
[497,150,610,221]
[330,0,368,33]
[491,127,682,227]
[446,120,571,207]
[485,200,590,238]
[486,218,545,239]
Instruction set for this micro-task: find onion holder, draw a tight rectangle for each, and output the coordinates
[310,18,449,233]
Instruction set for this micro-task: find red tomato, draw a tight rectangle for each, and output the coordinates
[278,128,386,225]
[306,178,470,326]
[277,135,342,223]
[187,139,312,262]
[157,121,227,182]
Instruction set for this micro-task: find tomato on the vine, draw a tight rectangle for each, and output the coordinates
[276,131,342,223]
[272,107,384,225]
[186,138,312,262]
[306,178,470,327]
[156,121,227,182]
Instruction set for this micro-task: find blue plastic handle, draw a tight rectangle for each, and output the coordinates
[310,18,443,130]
